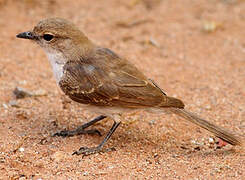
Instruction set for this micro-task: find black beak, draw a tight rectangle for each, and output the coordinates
[16,31,35,40]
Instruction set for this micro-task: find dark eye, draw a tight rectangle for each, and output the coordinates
[43,34,54,41]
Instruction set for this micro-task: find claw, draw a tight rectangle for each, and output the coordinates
[52,128,101,137]
[52,115,106,138]
[52,130,69,137]
[72,146,116,156]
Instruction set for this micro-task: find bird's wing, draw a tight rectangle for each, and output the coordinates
[59,48,184,108]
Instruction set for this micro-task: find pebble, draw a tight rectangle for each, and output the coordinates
[13,87,32,99]
[2,103,8,109]
[13,86,47,99]
[208,137,215,144]
[149,120,155,125]
[32,89,47,96]
[191,140,197,145]
[202,21,221,33]
[9,100,20,108]
[19,147,25,152]
[51,151,67,162]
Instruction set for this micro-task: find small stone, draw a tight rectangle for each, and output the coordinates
[149,120,155,125]
[13,87,32,99]
[202,21,222,33]
[205,105,211,110]
[13,87,47,99]
[51,151,67,162]
[149,37,159,47]
[217,139,228,148]
[19,147,25,152]
[9,100,20,108]
[153,153,158,158]
[32,89,47,96]
[208,137,214,144]
[191,140,197,144]
[2,103,8,109]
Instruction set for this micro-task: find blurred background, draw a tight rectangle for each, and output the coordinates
[0,0,245,179]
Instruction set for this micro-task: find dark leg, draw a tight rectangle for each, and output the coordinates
[53,115,107,137]
[72,121,121,156]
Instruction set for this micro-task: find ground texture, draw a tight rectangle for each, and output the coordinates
[0,0,245,179]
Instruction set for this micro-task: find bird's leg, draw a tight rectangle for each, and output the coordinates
[53,115,107,137]
[72,121,121,156]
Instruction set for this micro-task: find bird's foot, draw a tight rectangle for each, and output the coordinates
[72,146,116,157]
[53,128,101,137]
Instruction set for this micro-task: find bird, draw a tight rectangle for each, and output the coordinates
[16,18,242,156]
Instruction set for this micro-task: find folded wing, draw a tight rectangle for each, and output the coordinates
[59,48,184,108]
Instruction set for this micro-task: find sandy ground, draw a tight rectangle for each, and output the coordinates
[0,0,245,179]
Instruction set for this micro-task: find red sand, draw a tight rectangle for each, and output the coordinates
[0,0,244,179]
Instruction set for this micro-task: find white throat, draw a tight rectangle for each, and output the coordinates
[45,51,65,83]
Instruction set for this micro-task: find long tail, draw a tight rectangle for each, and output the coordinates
[169,108,242,146]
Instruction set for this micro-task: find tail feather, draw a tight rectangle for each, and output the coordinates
[169,108,242,146]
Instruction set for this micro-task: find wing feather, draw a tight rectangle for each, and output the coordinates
[59,47,184,108]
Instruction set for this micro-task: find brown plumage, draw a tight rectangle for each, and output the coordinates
[59,47,184,108]
[16,18,243,156]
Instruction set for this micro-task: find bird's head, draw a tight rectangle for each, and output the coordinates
[16,18,93,58]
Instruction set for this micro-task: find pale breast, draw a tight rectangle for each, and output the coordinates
[45,51,66,83]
